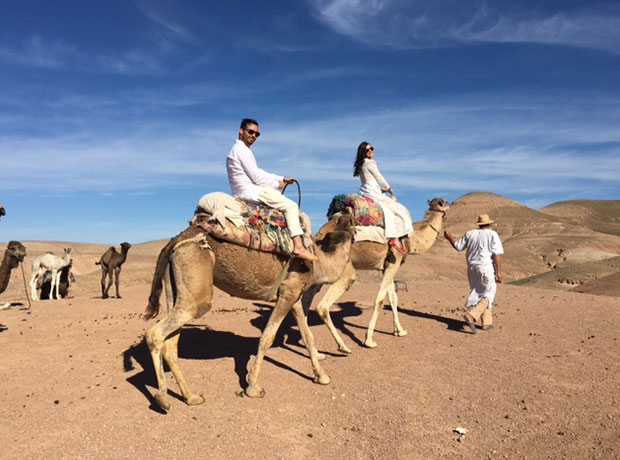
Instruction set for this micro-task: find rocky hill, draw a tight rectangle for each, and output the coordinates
[424,192,620,295]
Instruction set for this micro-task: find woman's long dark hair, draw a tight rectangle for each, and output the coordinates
[353,141,371,177]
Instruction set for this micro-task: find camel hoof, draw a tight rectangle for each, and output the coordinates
[154,393,171,411]
[102,295,109,300]
[394,329,408,337]
[245,384,265,398]
[314,374,331,385]
[338,345,353,354]
[185,394,205,406]
[364,339,378,348]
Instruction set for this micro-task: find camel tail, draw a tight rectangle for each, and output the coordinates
[144,226,202,320]
[144,239,175,320]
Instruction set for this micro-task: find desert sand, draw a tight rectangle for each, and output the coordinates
[1,193,619,460]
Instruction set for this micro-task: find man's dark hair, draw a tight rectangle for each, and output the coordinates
[240,118,259,130]
[0,207,5,217]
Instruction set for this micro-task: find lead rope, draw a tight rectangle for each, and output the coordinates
[281,179,302,209]
[20,261,32,310]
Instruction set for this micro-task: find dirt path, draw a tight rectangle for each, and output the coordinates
[1,274,618,459]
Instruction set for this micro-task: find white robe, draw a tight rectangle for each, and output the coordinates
[454,228,504,308]
[358,159,413,238]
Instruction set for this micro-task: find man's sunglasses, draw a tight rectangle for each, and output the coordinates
[246,129,261,138]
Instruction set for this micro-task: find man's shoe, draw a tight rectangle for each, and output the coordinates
[463,315,477,334]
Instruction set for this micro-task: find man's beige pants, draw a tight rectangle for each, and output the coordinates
[466,297,493,327]
[257,187,303,237]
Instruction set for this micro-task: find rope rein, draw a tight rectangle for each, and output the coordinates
[281,179,302,209]
[20,261,32,310]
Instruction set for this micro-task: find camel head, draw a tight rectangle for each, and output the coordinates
[120,242,132,251]
[427,197,450,216]
[6,241,26,264]
[313,210,355,254]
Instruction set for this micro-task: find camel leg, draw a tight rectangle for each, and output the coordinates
[145,307,197,411]
[100,266,108,298]
[290,300,330,385]
[386,282,407,337]
[314,260,356,354]
[365,260,402,348]
[300,285,327,360]
[246,279,306,398]
[104,269,114,299]
[161,331,205,407]
[114,267,121,298]
[29,272,40,302]
[50,269,59,300]
[145,246,214,411]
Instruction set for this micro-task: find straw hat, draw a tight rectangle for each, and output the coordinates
[476,214,494,226]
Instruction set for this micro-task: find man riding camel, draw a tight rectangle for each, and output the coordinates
[226,119,317,262]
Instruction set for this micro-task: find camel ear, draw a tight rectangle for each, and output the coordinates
[427,199,431,205]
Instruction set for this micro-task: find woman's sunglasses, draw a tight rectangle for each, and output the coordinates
[366,146,374,152]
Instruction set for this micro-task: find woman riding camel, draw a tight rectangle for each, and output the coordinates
[354,142,413,253]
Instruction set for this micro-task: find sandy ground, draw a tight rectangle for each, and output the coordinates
[1,249,619,460]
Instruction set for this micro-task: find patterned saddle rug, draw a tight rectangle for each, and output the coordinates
[193,193,310,256]
[327,193,385,228]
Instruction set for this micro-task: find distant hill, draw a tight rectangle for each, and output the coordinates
[540,200,620,237]
[426,192,620,295]
[4,194,620,298]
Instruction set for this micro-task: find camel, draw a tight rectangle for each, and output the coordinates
[29,248,72,301]
[38,262,74,300]
[96,242,131,299]
[315,197,450,352]
[0,241,27,310]
[143,211,355,411]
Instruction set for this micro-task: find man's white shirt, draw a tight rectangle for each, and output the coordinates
[226,140,283,201]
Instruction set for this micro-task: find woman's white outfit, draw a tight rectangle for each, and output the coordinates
[358,158,413,238]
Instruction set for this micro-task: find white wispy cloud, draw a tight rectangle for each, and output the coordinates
[1,90,619,205]
[0,35,77,68]
[309,0,620,53]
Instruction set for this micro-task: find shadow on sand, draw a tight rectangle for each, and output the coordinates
[122,301,364,411]
[396,305,470,333]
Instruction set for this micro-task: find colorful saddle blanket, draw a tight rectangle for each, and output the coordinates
[327,193,385,228]
[194,193,310,256]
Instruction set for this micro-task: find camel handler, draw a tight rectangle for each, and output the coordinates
[444,214,504,333]
[226,118,317,262]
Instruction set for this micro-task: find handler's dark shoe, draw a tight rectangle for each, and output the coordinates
[463,315,477,334]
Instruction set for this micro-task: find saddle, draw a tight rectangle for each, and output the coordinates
[327,193,385,228]
[327,193,387,244]
[193,192,311,256]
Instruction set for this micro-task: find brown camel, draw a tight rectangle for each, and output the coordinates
[315,197,450,352]
[96,242,131,299]
[0,241,27,310]
[142,211,355,411]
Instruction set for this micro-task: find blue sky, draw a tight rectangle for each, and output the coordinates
[1,0,619,244]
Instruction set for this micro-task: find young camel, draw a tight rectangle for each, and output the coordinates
[143,211,355,411]
[29,248,72,301]
[315,197,450,351]
[96,242,131,299]
[0,241,27,310]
